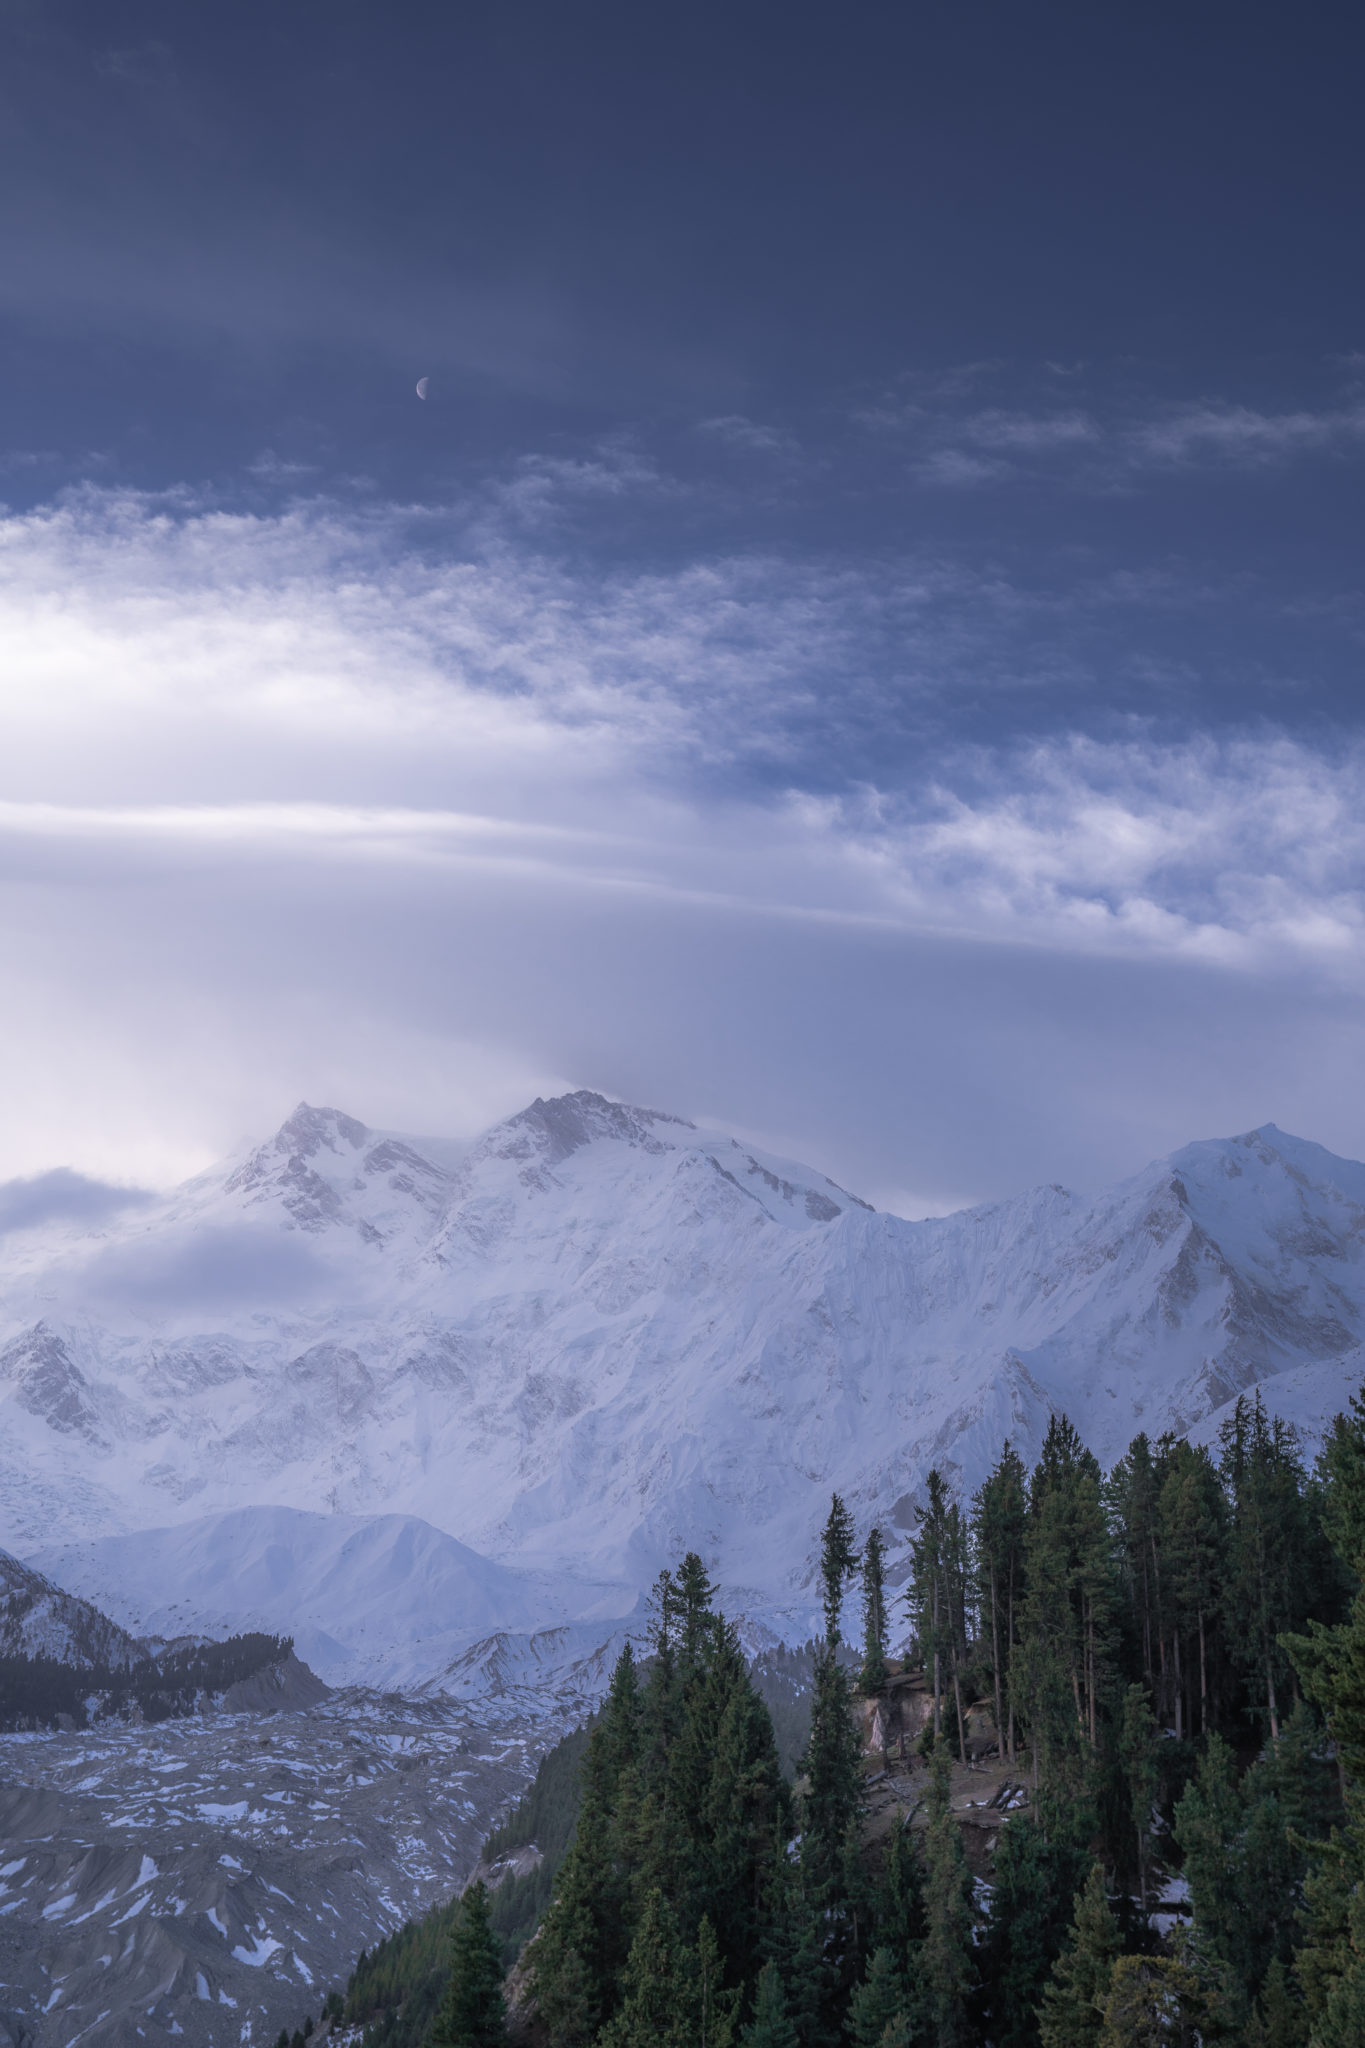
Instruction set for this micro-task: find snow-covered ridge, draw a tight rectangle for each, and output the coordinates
[0,1548,143,1670]
[2,1095,1365,1676]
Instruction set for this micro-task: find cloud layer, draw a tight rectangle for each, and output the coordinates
[1,484,1362,1207]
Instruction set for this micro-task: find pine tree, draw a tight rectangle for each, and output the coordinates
[1171,1734,1246,1985]
[1219,1394,1312,1740]
[697,1622,789,1972]
[1117,1685,1158,1914]
[846,1946,912,2048]
[920,1741,974,2048]
[860,1527,890,1696]
[695,1914,738,2048]
[597,1887,694,2048]
[980,1794,1093,2048]
[530,1646,642,2042]
[822,1495,861,1645]
[742,1961,799,2048]
[1017,1417,1114,1787]
[678,1552,717,1673]
[1038,1864,1121,2048]
[1096,1952,1202,2047]
[430,1881,505,2048]
[875,1822,926,1959]
[1244,1957,1301,2048]
[801,1644,864,1902]
[1283,1448,1365,2034]
[1318,1383,1365,1577]
[1106,1436,1163,1701]
[909,1471,970,1748]
[1158,1440,1226,1739]
[973,1442,1029,1764]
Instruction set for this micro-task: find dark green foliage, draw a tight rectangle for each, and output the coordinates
[860,1527,890,1697]
[0,1631,292,1730]
[429,1881,505,2048]
[1318,1383,1365,1576]
[1018,1417,1116,1781]
[973,1442,1029,1766]
[821,1496,861,1645]
[1037,1864,1121,2048]
[1096,1949,1206,2045]
[744,1961,799,2048]
[1116,1684,1159,1913]
[1219,1394,1316,1739]
[1172,1704,1340,2008]
[846,1946,913,2048]
[593,1888,700,2048]
[1244,1957,1302,2048]
[979,1795,1093,2048]
[874,1823,926,1959]
[920,1742,975,2048]
[908,1469,970,1748]
[532,1598,790,2048]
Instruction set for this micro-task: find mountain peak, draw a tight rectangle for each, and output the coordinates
[483,1090,694,1167]
[271,1103,370,1159]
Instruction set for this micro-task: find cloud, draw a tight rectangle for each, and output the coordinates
[697,416,800,456]
[962,409,1099,452]
[77,1226,335,1313]
[0,483,1363,1208]
[1131,401,1365,466]
[0,1169,154,1237]
[0,485,1356,965]
[864,372,1365,487]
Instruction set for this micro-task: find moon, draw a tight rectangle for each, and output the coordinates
[415,377,429,399]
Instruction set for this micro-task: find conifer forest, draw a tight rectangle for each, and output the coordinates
[335,1389,1365,2048]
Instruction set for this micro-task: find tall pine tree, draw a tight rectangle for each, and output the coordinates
[430,1881,505,2048]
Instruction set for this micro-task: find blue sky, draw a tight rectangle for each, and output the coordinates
[2,0,1364,1212]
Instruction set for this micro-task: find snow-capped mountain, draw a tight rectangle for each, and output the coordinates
[28,1506,615,1689]
[3,1094,1364,1669]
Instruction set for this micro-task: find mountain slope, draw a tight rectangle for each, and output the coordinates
[0,1548,143,1669]
[2,1097,1364,1651]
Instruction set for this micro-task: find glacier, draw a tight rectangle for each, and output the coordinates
[2,1092,1365,1682]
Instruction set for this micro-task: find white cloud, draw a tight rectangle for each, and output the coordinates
[1,486,1363,1200]
[1131,401,1365,466]
[867,376,1365,486]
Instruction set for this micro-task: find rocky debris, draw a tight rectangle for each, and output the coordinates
[0,1691,547,2047]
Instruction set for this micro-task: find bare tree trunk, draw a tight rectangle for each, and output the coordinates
[1173,1629,1184,1741]
[1007,1559,1017,1765]
[1198,1606,1208,1737]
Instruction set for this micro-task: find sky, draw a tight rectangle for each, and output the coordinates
[2,0,1364,1215]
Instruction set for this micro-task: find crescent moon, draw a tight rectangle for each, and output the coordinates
[416,377,429,399]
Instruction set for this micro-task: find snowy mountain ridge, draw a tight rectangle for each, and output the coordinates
[3,1094,1365,1678]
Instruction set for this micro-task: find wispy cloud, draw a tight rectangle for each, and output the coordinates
[0,483,1362,1202]
[0,487,1359,968]
[863,374,1365,487]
